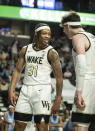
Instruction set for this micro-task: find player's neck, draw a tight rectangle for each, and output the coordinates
[71,28,85,38]
[74,28,84,34]
[34,44,48,50]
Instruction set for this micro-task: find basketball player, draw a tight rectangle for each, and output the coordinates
[9,23,63,131]
[60,11,95,131]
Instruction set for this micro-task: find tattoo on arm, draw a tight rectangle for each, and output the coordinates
[49,50,61,76]
[48,49,63,96]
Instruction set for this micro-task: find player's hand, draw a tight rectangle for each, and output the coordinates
[8,90,16,107]
[75,90,86,110]
[51,96,61,114]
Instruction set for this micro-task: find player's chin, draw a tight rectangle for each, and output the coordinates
[43,40,49,45]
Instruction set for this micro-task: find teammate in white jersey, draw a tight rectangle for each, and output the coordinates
[9,23,63,131]
[60,11,95,131]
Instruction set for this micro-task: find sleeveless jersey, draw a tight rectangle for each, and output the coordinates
[8,111,14,131]
[50,115,59,131]
[72,31,95,79]
[23,44,53,85]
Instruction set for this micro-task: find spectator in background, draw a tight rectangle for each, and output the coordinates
[61,47,72,78]
[0,67,10,83]
[49,112,63,131]
[0,41,9,64]
[63,118,73,131]
[63,109,73,131]
[0,76,8,91]
[4,105,15,131]
[11,35,19,64]
[62,109,70,129]
[0,113,4,131]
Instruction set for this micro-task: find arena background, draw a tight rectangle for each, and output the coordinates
[0,0,95,130]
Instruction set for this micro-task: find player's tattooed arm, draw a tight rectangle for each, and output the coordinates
[48,49,63,98]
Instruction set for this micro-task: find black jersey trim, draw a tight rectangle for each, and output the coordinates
[24,45,28,63]
[33,44,49,51]
[47,48,53,65]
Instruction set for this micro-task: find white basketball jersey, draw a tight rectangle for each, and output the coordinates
[72,31,95,79]
[23,44,53,85]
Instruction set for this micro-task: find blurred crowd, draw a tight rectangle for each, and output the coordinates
[0,1,95,130]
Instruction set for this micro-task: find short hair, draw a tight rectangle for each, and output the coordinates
[61,11,81,28]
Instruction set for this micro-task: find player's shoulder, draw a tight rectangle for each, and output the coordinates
[48,48,59,62]
[72,34,86,47]
[20,45,29,56]
[72,31,89,41]
[72,33,83,40]
[49,48,58,55]
[21,46,27,52]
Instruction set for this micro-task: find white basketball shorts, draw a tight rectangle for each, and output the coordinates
[15,84,52,115]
